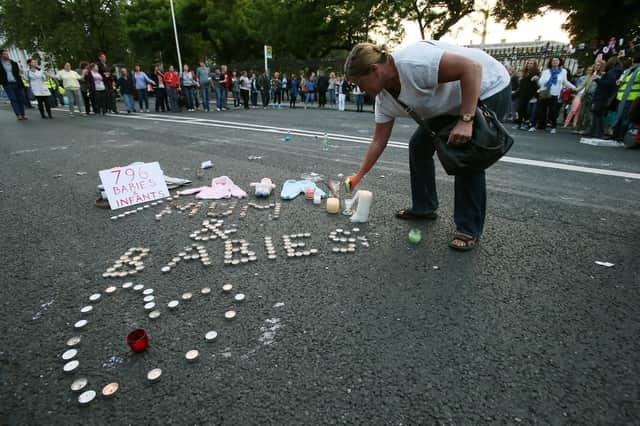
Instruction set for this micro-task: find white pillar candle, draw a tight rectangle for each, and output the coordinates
[326,197,340,214]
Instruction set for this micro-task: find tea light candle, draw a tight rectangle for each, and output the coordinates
[326,197,340,214]
[62,349,78,361]
[78,390,96,405]
[101,382,119,398]
[224,310,237,320]
[222,284,233,293]
[185,350,199,362]
[67,336,81,347]
[63,360,79,373]
[147,368,162,382]
[70,377,88,392]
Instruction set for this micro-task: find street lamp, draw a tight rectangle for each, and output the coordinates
[169,0,183,72]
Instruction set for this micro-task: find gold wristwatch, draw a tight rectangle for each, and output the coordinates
[460,113,474,123]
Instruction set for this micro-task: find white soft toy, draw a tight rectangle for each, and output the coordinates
[250,177,276,197]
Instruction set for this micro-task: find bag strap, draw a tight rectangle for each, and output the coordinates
[384,89,433,134]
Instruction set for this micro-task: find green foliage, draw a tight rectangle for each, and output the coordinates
[0,0,127,66]
[0,0,476,68]
[493,0,640,44]
[384,0,475,41]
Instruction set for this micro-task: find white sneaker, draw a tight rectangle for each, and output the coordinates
[550,128,557,134]
[528,127,536,132]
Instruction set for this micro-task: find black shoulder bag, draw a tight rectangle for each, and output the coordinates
[390,92,514,175]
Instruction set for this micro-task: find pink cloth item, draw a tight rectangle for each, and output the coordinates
[564,95,582,128]
[178,176,247,199]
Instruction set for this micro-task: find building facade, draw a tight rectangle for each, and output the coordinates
[466,40,578,74]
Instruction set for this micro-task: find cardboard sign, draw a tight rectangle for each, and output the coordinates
[99,162,169,210]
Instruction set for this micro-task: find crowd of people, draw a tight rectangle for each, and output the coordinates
[1,46,638,147]
[0,48,370,120]
[506,47,640,145]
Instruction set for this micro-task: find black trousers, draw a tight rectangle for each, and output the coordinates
[81,90,91,114]
[241,90,249,109]
[536,96,560,129]
[93,91,107,114]
[318,90,327,107]
[515,96,531,125]
[36,96,51,117]
[155,88,167,111]
[107,90,118,113]
[261,90,269,107]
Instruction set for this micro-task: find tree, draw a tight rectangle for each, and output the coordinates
[124,0,176,66]
[384,0,476,41]
[493,0,640,44]
[0,0,127,66]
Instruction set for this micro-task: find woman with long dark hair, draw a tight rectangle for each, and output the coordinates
[514,59,539,130]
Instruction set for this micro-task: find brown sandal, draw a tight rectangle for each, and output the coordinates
[448,231,479,251]
[395,208,438,220]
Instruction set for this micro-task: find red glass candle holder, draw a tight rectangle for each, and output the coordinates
[127,329,148,353]
[304,187,315,200]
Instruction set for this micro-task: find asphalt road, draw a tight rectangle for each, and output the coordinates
[1,101,639,425]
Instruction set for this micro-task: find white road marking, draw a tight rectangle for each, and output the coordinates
[114,113,640,180]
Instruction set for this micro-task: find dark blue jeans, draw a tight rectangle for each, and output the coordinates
[215,85,224,110]
[408,85,510,237]
[137,89,149,110]
[182,85,196,109]
[4,82,26,116]
[200,83,210,111]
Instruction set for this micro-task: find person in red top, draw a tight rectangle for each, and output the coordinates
[221,65,230,110]
[164,65,180,111]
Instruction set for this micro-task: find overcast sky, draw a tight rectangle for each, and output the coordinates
[399,9,571,47]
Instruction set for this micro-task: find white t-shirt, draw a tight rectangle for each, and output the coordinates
[375,41,510,123]
[26,69,51,97]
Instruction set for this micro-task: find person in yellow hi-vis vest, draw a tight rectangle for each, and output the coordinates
[44,74,60,107]
[21,75,34,109]
[612,52,640,141]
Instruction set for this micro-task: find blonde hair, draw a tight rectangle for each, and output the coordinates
[344,43,389,78]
